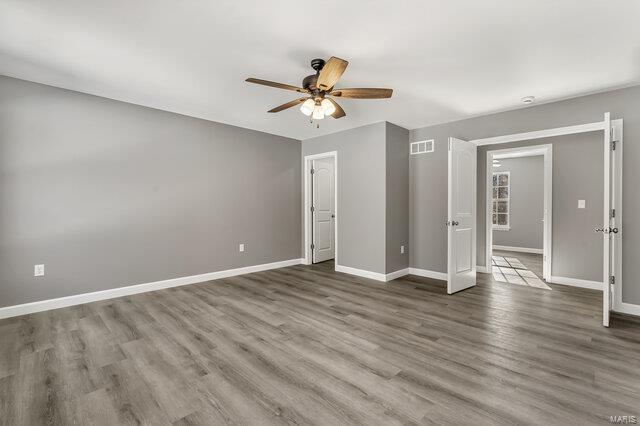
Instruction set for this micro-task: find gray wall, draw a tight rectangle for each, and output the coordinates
[410,85,640,304]
[385,123,409,273]
[483,133,603,282]
[492,156,544,250]
[302,123,387,274]
[0,76,302,308]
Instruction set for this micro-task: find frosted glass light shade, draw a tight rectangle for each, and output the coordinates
[321,98,336,116]
[312,105,324,120]
[300,99,314,116]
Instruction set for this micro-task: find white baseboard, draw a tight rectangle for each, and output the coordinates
[0,258,304,320]
[386,268,410,282]
[477,265,489,273]
[335,264,386,282]
[549,275,602,291]
[613,302,640,317]
[493,245,543,254]
[408,268,447,281]
[335,265,411,283]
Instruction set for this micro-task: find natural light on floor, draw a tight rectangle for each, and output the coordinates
[491,255,552,290]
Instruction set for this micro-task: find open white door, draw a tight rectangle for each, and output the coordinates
[600,113,617,327]
[312,158,335,263]
[447,137,477,294]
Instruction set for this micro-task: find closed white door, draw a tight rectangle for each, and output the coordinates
[312,158,335,263]
[447,137,477,294]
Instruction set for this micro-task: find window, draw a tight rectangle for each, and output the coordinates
[492,171,510,230]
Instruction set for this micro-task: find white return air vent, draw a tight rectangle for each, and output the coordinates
[410,139,434,155]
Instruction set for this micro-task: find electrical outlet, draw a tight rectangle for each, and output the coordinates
[239,243,245,253]
[34,264,45,277]
[401,245,405,254]
[578,199,586,209]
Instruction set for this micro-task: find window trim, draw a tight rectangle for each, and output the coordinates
[492,171,510,231]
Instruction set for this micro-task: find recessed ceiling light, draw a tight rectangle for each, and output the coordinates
[521,96,535,104]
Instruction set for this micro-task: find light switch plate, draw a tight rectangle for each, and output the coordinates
[34,264,45,277]
[401,245,405,254]
[578,199,586,209]
[239,243,245,253]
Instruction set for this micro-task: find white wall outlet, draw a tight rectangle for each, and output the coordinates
[34,264,45,277]
[401,245,405,254]
[578,199,586,209]
[239,243,245,253]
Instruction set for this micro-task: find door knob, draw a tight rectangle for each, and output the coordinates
[610,227,619,234]
[452,221,459,226]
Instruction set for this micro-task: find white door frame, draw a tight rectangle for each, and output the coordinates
[303,151,338,266]
[485,144,552,280]
[472,113,626,317]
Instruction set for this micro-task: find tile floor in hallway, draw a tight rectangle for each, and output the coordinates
[491,255,552,290]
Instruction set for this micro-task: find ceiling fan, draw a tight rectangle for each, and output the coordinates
[246,56,393,122]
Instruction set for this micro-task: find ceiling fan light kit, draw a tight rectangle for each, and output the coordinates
[246,56,393,124]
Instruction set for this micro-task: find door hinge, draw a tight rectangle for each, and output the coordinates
[611,208,616,218]
[310,244,315,250]
[610,276,615,285]
[310,205,315,212]
[611,127,620,143]
[611,140,616,151]
[310,168,315,174]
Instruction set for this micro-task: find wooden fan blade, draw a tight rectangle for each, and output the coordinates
[246,78,308,93]
[329,88,393,99]
[317,57,349,91]
[268,97,309,113]
[326,98,346,119]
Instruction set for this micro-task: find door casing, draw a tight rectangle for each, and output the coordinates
[303,151,338,267]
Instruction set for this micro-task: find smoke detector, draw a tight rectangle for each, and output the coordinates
[521,96,535,104]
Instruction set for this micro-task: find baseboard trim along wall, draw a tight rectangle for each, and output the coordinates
[386,268,410,281]
[335,265,413,282]
[614,302,640,317]
[0,258,304,320]
[477,265,489,273]
[335,264,387,282]
[492,245,543,254]
[408,268,447,281]
[548,275,602,291]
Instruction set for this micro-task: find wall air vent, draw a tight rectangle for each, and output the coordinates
[410,139,434,155]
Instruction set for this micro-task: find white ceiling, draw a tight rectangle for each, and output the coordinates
[1,0,639,140]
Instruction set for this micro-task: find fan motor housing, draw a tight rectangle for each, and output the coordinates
[303,59,326,90]
[302,74,318,90]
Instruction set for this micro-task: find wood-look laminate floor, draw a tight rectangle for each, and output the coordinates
[1,261,639,425]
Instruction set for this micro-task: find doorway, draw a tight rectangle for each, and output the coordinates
[303,151,338,266]
[470,113,623,326]
[486,145,552,281]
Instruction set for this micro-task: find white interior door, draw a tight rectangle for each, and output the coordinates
[601,114,614,327]
[312,158,335,263]
[447,137,477,294]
